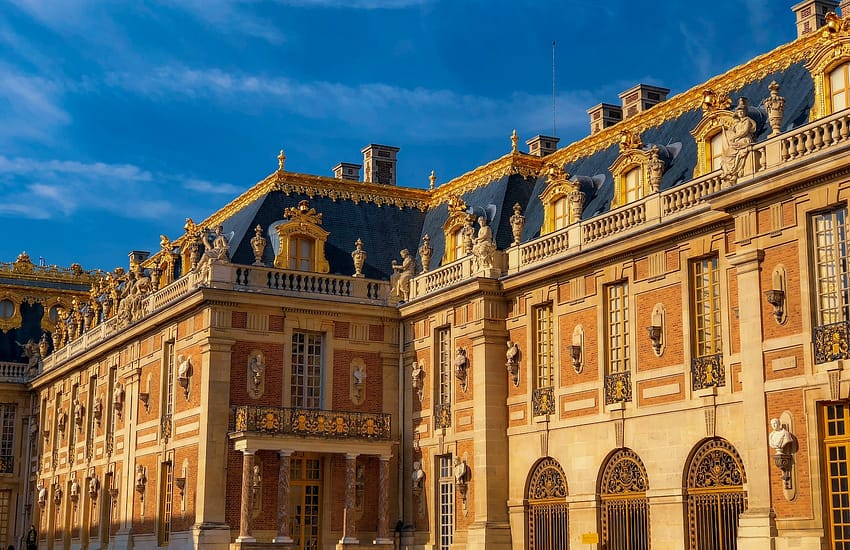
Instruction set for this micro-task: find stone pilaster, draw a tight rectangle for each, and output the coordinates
[728,249,777,549]
[339,453,359,544]
[273,450,294,544]
[236,449,256,543]
[375,455,393,544]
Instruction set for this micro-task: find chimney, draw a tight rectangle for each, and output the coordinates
[526,135,560,157]
[361,144,400,186]
[618,84,670,120]
[792,0,839,37]
[333,162,362,181]
[587,103,623,135]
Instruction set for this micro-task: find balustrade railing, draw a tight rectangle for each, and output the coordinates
[0,362,27,383]
[232,405,392,441]
[519,229,569,267]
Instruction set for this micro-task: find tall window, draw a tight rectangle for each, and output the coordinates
[527,457,568,550]
[452,228,465,260]
[291,332,323,409]
[607,283,630,373]
[163,341,175,417]
[823,402,850,550]
[438,455,454,550]
[708,132,724,172]
[813,208,850,325]
[0,405,13,472]
[157,460,174,546]
[553,197,568,230]
[624,167,642,203]
[534,305,554,388]
[692,257,721,357]
[831,62,850,113]
[289,236,314,271]
[437,328,451,405]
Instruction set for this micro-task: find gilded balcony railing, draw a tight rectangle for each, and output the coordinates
[813,320,850,364]
[532,387,556,416]
[434,403,451,429]
[691,353,725,391]
[232,406,392,441]
[604,371,632,405]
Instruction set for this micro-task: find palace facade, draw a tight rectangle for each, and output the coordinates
[6,1,850,549]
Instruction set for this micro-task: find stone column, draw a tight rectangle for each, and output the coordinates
[374,455,393,544]
[728,249,777,549]
[273,450,294,544]
[236,449,256,543]
[339,453,359,544]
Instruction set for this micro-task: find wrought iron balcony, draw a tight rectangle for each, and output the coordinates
[0,455,13,474]
[232,405,392,441]
[813,320,850,364]
[691,353,725,391]
[532,386,556,416]
[604,371,632,405]
[434,403,451,429]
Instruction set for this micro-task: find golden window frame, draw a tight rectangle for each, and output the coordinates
[538,167,574,235]
[807,34,850,121]
[442,194,471,263]
[690,110,735,178]
[273,201,330,273]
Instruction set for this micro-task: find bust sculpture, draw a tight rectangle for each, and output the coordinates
[412,461,425,491]
[769,418,794,454]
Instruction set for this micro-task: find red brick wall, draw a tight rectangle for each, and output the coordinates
[761,242,802,340]
[635,284,683,371]
[766,389,812,519]
[507,327,528,398]
[560,307,598,386]
[229,341,285,406]
[332,350,382,412]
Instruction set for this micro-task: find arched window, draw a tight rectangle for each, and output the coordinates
[442,194,471,264]
[598,448,650,550]
[623,166,643,203]
[288,236,315,271]
[707,132,724,172]
[830,62,850,112]
[526,457,568,550]
[552,196,568,231]
[685,438,747,550]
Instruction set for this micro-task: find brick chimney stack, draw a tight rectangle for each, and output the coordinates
[792,0,839,37]
[361,144,400,186]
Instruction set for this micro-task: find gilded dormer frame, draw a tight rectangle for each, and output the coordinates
[690,106,735,178]
[0,293,22,332]
[807,15,850,121]
[442,194,470,263]
[539,166,574,235]
[274,200,330,273]
[609,149,653,208]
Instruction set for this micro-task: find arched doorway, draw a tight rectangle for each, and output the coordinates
[684,438,747,550]
[526,457,568,550]
[598,448,650,550]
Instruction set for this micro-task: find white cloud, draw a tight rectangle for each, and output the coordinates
[106,65,595,140]
[0,70,70,145]
[184,178,242,195]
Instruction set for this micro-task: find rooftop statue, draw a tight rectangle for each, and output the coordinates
[721,97,756,185]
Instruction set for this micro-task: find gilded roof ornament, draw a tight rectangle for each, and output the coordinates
[822,11,850,37]
[511,129,519,153]
[447,194,468,213]
[13,252,35,274]
[278,149,286,172]
[429,170,436,191]
[618,130,643,152]
[284,199,323,225]
[701,89,732,113]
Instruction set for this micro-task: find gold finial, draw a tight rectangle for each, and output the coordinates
[277,149,286,172]
[511,129,518,153]
[429,170,436,191]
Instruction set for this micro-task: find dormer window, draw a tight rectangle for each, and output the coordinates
[442,194,471,264]
[553,196,568,231]
[708,131,724,173]
[539,165,581,235]
[272,200,330,273]
[830,62,850,112]
[690,94,735,178]
[623,166,643,203]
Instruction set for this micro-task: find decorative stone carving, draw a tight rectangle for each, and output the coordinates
[73,398,84,432]
[509,203,525,246]
[412,460,425,491]
[251,463,262,508]
[460,215,475,256]
[350,359,367,406]
[429,170,436,191]
[250,225,267,266]
[38,333,49,360]
[53,483,63,506]
[418,235,433,273]
[619,130,643,151]
[57,409,67,437]
[762,80,785,137]
[113,382,125,419]
[769,417,796,491]
[411,361,424,402]
[351,238,366,278]
[135,465,147,494]
[390,249,416,302]
[454,456,470,516]
[69,478,80,506]
[177,355,192,399]
[92,395,102,426]
[647,146,665,192]
[204,225,231,263]
[89,474,100,501]
[511,129,518,152]
[16,339,40,372]
[720,97,756,185]
[472,216,497,272]
[568,179,585,224]
[247,351,266,400]
[701,88,732,113]
[454,348,469,392]
[37,483,47,508]
[505,341,520,387]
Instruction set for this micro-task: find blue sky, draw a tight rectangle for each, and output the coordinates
[1,0,796,271]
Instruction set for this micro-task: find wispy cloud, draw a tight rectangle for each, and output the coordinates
[184,178,242,195]
[0,69,70,145]
[105,65,594,140]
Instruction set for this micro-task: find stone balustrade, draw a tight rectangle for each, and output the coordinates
[0,362,27,383]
